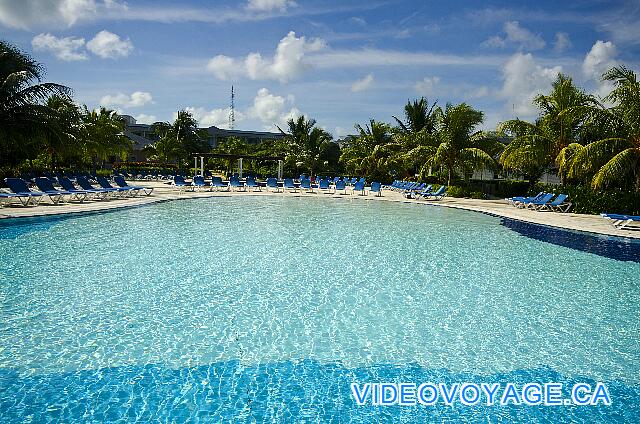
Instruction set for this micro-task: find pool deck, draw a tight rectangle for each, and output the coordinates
[1,181,638,239]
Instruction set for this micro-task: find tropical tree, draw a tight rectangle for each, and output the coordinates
[278,115,333,177]
[81,106,132,169]
[565,66,640,190]
[0,40,72,165]
[150,110,210,165]
[426,103,501,185]
[393,97,438,134]
[500,74,596,185]
[42,95,82,168]
[340,119,393,176]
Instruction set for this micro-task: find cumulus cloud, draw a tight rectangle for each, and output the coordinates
[245,0,295,12]
[206,55,237,80]
[500,52,561,118]
[351,74,373,92]
[0,0,126,30]
[582,40,618,80]
[100,91,153,108]
[134,113,157,124]
[553,32,572,53]
[86,30,133,58]
[207,31,326,83]
[183,106,243,128]
[482,21,545,51]
[248,88,300,128]
[582,40,619,100]
[414,76,440,96]
[31,33,87,61]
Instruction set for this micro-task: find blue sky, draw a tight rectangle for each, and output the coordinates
[1,0,639,137]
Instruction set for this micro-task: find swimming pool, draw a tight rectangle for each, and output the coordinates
[1,196,638,422]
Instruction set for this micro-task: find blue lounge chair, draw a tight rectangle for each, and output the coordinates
[35,177,86,202]
[172,175,193,191]
[114,176,153,196]
[193,175,209,191]
[334,180,347,194]
[421,185,446,200]
[58,177,106,200]
[601,213,640,230]
[246,176,261,191]
[509,192,544,206]
[524,193,555,210]
[300,179,314,193]
[370,181,382,197]
[415,185,433,198]
[318,179,331,193]
[539,194,571,212]
[4,178,50,205]
[283,178,297,192]
[0,190,32,207]
[266,177,281,192]
[352,180,365,195]
[230,176,245,191]
[211,176,228,191]
[97,176,134,196]
[77,176,120,197]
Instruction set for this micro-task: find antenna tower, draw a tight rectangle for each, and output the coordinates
[229,85,235,129]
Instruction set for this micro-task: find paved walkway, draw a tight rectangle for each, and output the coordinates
[1,181,637,239]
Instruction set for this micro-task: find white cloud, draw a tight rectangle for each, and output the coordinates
[482,21,545,51]
[183,107,242,128]
[250,88,286,122]
[553,32,572,53]
[207,31,326,83]
[582,40,619,100]
[100,91,153,108]
[86,30,133,58]
[0,0,126,30]
[351,73,374,92]
[349,16,366,26]
[500,52,561,118]
[245,0,295,12]
[311,49,500,68]
[582,40,618,80]
[414,76,440,96]
[248,88,301,129]
[31,33,87,61]
[206,55,237,80]
[134,113,157,124]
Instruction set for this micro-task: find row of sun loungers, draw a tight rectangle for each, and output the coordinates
[506,192,572,212]
[172,176,383,196]
[1,176,153,207]
[385,181,447,200]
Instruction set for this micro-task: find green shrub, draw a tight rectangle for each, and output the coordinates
[446,186,469,198]
[470,191,485,199]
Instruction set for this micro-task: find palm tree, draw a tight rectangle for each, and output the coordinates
[0,40,71,165]
[42,95,82,168]
[428,103,502,186]
[393,97,438,134]
[81,106,132,169]
[340,119,393,178]
[278,115,332,177]
[565,66,640,190]
[151,110,210,165]
[500,74,596,185]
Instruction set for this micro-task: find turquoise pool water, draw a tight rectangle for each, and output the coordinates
[0,196,639,422]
